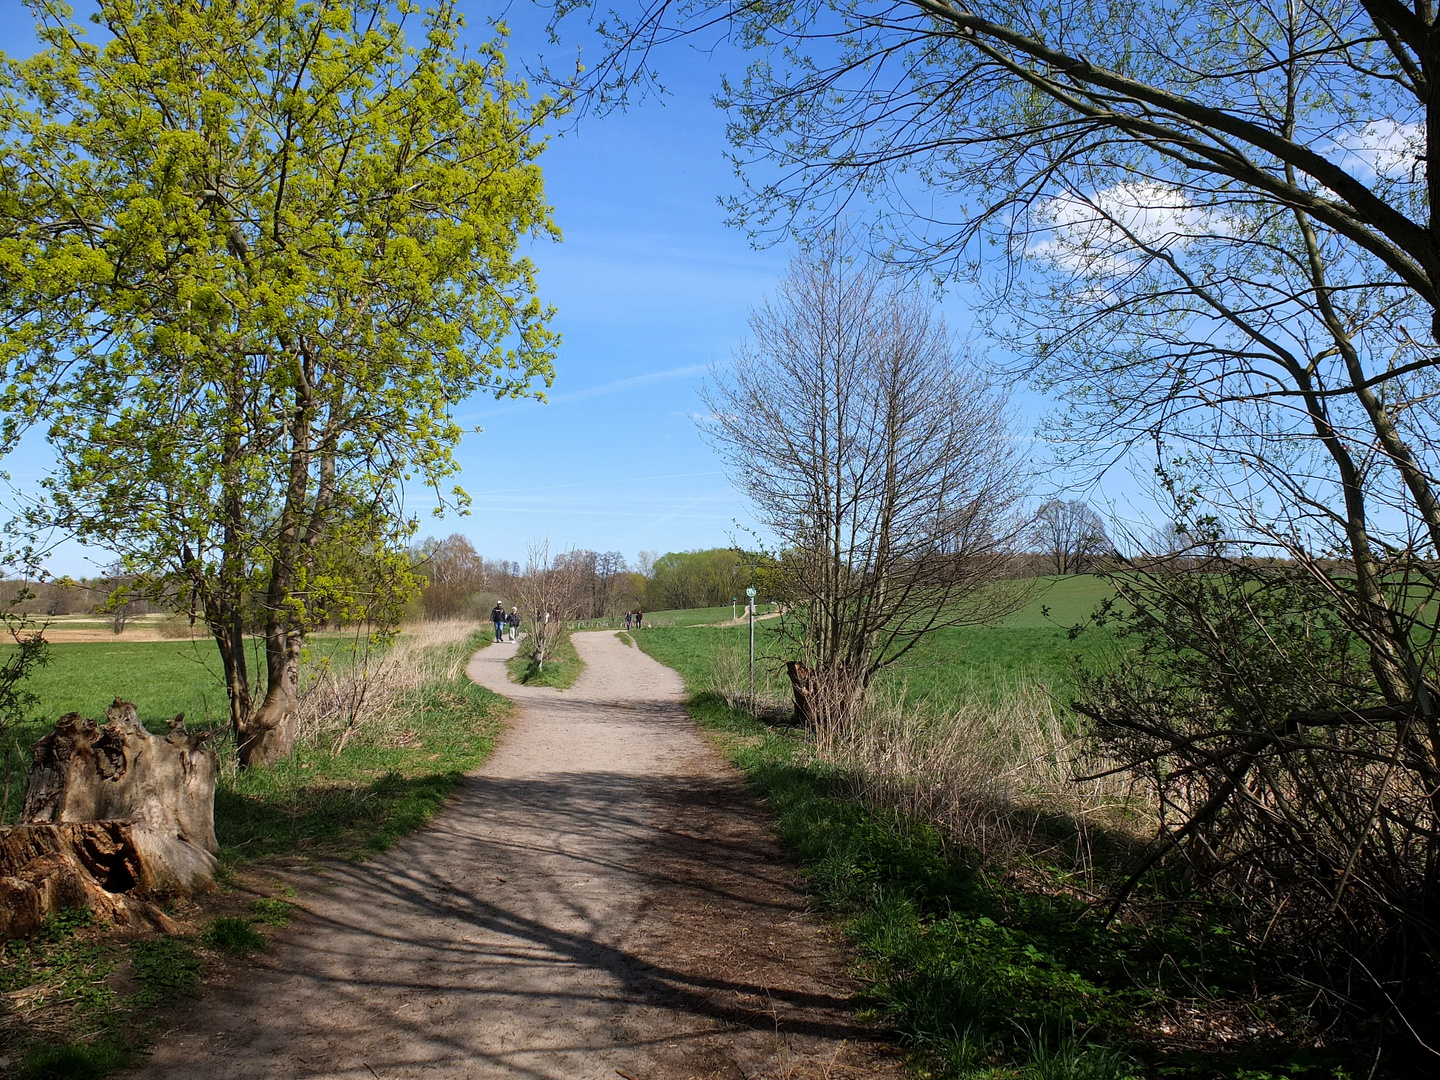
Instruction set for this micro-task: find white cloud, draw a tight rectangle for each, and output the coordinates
[1329,119,1424,184]
[1031,181,1216,278]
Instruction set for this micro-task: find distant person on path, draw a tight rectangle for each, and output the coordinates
[491,602,506,643]
[506,607,520,642]
[635,609,643,630]
[625,611,632,631]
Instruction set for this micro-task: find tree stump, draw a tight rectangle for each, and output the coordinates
[0,699,219,938]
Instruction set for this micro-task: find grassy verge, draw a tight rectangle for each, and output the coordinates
[0,898,303,1079]
[218,631,505,861]
[506,630,584,689]
[635,627,1368,1080]
[1,626,503,1074]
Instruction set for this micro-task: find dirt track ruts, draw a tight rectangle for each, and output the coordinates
[125,631,904,1079]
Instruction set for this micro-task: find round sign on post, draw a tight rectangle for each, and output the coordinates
[745,586,756,597]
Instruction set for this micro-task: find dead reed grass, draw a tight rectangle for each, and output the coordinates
[811,681,1142,864]
[295,620,479,755]
[707,652,1143,869]
[702,646,791,713]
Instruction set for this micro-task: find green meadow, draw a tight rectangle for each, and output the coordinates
[637,575,1124,710]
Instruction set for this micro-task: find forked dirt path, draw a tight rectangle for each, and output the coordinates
[127,631,904,1080]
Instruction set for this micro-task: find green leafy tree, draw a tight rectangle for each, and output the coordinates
[647,548,751,610]
[0,0,561,765]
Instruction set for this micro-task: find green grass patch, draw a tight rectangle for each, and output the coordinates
[0,909,187,1077]
[998,574,1119,629]
[641,576,1111,633]
[628,617,1117,713]
[506,631,583,689]
[246,898,295,926]
[16,1039,133,1080]
[127,938,204,1012]
[634,624,1367,1080]
[0,909,119,1036]
[883,623,1119,711]
[201,917,266,957]
[641,603,780,627]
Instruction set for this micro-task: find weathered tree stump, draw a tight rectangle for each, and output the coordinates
[0,699,219,938]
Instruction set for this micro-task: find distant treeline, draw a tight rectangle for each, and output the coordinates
[410,526,1206,625]
[412,540,759,621]
[2,575,161,619]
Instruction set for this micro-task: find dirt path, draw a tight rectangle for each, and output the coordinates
[127,632,903,1079]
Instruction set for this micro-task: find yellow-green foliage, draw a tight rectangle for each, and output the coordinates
[0,0,564,713]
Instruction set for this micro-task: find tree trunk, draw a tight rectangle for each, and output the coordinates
[786,661,818,728]
[1,700,219,938]
[233,341,318,771]
[239,629,301,768]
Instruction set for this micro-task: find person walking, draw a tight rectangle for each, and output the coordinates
[635,609,643,630]
[491,601,506,643]
[624,611,632,631]
[506,606,521,643]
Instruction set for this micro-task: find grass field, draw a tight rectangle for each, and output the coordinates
[2,629,504,855]
[641,603,781,627]
[10,631,406,733]
[633,577,1124,713]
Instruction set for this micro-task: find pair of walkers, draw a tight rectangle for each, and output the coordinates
[624,610,644,631]
[490,603,521,643]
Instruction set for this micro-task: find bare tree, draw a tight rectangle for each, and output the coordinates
[634,550,658,580]
[413,534,488,620]
[552,549,632,618]
[1031,500,1112,576]
[702,235,1027,727]
[517,540,580,671]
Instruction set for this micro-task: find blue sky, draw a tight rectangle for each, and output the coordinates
[0,1,1137,577]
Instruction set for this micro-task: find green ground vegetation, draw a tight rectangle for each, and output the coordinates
[507,630,584,689]
[2,629,502,1076]
[4,633,504,855]
[635,577,1123,713]
[634,578,1372,1080]
[2,900,293,1077]
[641,603,781,627]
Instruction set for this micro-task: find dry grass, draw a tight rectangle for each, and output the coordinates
[813,682,1142,864]
[705,652,1143,868]
[702,645,791,713]
[294,620,480,755]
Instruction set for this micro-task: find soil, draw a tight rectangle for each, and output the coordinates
[123,631,906,1079]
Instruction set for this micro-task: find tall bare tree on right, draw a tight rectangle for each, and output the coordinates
[702,236,1027,728]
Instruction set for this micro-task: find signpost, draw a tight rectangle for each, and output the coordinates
[746,586,757,710]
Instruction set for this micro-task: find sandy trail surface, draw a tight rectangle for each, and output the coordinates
[127,631,903,1080]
